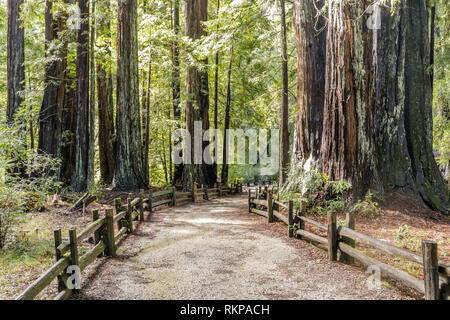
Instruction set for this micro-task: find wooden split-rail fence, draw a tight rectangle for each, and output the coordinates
[16,182,243,300]
[248,186,450,300]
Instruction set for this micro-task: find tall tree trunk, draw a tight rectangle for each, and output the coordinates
[291,0,326,169]
[88,0,96,187]
[212,0,220,181]
[61,80,77,183]
[279,0,289,186]
[39,0,60,157]
[72,0,90,191]
[60,6,76,183]
[221,43,233,185]
[182,0,215,190]
[374,0,448,212]
[143,52,151,186]
[430,3,435,92]
[97,0,115,185]
[58,3,74,183]
[172,0,183,185]
[114,0,146,190]
[6,0,25,124]
[292,0,448,213]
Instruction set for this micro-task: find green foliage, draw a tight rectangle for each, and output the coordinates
[392,225,420,251]
[329,180,352,197]
[433,0,450,169]
[281,164,352,214]
[351,190,380,218]
[0,211,12,250]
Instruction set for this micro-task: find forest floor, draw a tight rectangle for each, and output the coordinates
[307,191,450,288]
[1,191,448,299]
[76,195,407,300]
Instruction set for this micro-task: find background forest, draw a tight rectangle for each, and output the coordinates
[0,0,449,299]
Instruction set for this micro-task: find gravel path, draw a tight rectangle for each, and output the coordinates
[79,195,407,300]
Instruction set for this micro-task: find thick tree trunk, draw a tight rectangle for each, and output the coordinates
[182,0,216,190]
[221,43,233,185]
[61,80,77,183]
[292,0,448,213]
[72,0,90,192]
[114,0,146,190]
[88,0,96,187]
[430,4,435,92]
[97,0,115,185]
[212,0,220,182]
[38,0,61,157]
[291,0,326,169]
[57,2,74,183]
[6,0,25,124]
[320,1,381,193]
[143,54,151,186]
[279,0,289,186]
[172,0,183,185]
[374,0,448,212]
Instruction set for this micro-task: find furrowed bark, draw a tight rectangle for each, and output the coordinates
[72,0,90,192]
[291,0,326,168]
[182,0,215,190]
[279,0,289,186]
[114,0,147,190]
[6,0,25,124]
[97,0,115,185]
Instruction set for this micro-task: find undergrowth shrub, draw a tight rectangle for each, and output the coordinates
[351,190,380,217]
[281,165,352,214]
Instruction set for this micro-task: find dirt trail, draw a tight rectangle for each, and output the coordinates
[79,195,408,300]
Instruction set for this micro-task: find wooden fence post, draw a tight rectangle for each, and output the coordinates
[218,184,222,197]
[172,188,177,206]
[248,190,252,213]
[267,191,274,223]
[114,198,123,231]
[288,200,294,238]
[264,186,268,200]
[192,183,197,203]
[104,209,116,257]
[54,229,65,291]
[126,197,133,233]
[139,195,144,221]
[296,202,305,239]
[327,212,338,261]
[68,229,80,293]
[422,240,439,300]
[204,186,209,200]
[92,209,104,258]
[340,211,355,264]
[92,209,101,245]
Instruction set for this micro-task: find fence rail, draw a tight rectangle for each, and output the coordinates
[16,181,243,300]
[248,186,450,300]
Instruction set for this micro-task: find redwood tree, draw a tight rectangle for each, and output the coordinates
[97,0,115,185]
[279,0,289,185]
[72,0,90,191]
[6,0,25,124]
[113,0,146,190]
[221,43,233,185]
[38,0,60,157]
[172,0,183,185]
[292,0,448,213]
[182,0,216,189]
